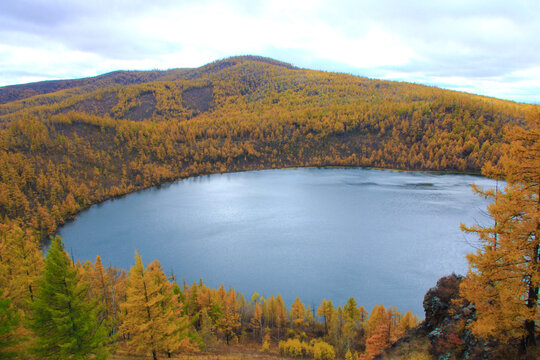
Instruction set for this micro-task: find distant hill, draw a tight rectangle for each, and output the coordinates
[0,55,534,234]
[0,56,295,105]
[0,69,186,104]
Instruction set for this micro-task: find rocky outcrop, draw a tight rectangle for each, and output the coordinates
[421,274,526,360]
[376,274,524,360]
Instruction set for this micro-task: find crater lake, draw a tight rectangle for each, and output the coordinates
[57,168,496,316]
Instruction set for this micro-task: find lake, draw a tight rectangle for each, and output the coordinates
[57,168,496,316]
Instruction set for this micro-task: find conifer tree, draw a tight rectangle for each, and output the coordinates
[120,253,192,359]
[397,311,417,336]
[305,305,316,328]
[29,236,108,360]
[0,226,43,311]
[91,256,111,321]
[0,295,20,360]
[317,299,334,334]
[275,294,287,341]
[361,311,391,360]
[358,306,368,322]
[343,297,360,324]
[215,289,240,345]
[199,309,215,352]
[236,293,249,336]
[267,295,277,328]
[328,306,345,357]
[261,296,270,330]
[366,305,386,335]
[290,297,306,329]
[251,303,263,342]
[460,110,539,351]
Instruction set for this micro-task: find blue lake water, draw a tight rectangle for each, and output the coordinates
[58,168,496,316]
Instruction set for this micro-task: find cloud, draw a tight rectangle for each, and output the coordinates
[0,0,538,103]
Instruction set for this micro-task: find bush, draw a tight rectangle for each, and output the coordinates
[261,340,270,352]
[312,341,336,360]
[279,338,311,358]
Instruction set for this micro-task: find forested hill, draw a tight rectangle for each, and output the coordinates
[0,55,534,236]
[0,56,295,105]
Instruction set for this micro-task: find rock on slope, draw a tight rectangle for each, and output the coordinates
[377,274,537,360]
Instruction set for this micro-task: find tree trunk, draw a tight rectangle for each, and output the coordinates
[521,241,539,353]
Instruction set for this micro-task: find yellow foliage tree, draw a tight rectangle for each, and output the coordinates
[290,296,306,330]
[0,225,42,312]
[361,311,391,360]
[317,299,334,334]
[121,252,194,359]
[460,110,539,352]
[216,289,240,345]
[396,310,418,337]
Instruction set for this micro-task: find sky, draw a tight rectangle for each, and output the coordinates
[1,0,539,103]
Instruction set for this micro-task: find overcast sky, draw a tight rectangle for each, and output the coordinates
[1,0,538,103]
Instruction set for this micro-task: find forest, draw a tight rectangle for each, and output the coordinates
[0,56,538,359]
[0,56,532,236]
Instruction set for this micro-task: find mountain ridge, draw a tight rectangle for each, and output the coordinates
[0,55,300,105]
[0,55,527,107]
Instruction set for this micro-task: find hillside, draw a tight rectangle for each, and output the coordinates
[0,56,538,360]
[0,55,533,236]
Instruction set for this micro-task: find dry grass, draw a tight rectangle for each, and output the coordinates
[111,343,290,360]
[376,335,433,360]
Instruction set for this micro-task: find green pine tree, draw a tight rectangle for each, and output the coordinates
[0,295,20,359]
[29,236,108,359]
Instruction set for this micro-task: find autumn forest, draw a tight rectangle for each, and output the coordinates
[0,56,538,360]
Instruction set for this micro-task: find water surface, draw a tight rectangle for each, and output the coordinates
[58,168,495,315]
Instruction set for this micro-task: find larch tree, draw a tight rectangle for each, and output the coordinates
[29,236,108,360]
[305,305,316,328]
[290,297,306,330]
[82,257,127,339]
[397,311,418,336]
[199,309,215,352]
[0,225,43,357]
[267,295,277,329]
[366,305,386,335]
[274,294,287,341]
[0,225,43,312]
[251,302,263,342]
[460,109,539,352]
[236,293,249,336]
[361,310,391,360]
[120,253,190,360]
[342,297,363,353]
[216,290,240,345]
[328,306,345,357]
[317,299,334,334]
[343,297,361,325]
[90,256,112,321]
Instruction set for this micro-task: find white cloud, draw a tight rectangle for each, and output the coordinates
[0,0,538,103]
